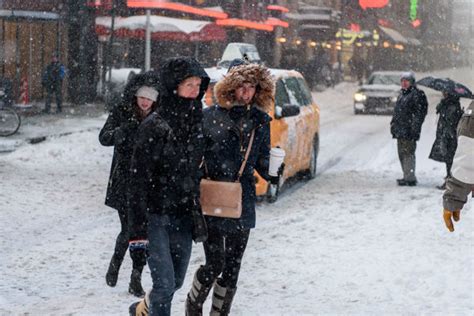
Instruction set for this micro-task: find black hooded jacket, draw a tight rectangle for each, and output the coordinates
[99,71,161,211]
[390,85,428,141]
[128,57,209,240]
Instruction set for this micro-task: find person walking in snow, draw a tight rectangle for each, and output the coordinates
[41,53,66,114]
[429,91,464,189]
[99,72,161,297]
[185,60,283,316]
[390,72,428,186]
[128,57,209,316]
[442,101,474,232]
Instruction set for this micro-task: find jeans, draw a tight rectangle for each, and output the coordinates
[397,139,417,182]
[147,213,193,316]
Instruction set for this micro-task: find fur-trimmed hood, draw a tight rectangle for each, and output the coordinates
[214,64,274,113]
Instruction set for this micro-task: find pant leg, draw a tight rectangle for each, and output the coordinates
[111,208,129,264]
[398,139,417,181]
[147,213,193,316]
[45,90,52,111]
[220,229,250,288]
[197,226,226,286]
[55,85,62,111]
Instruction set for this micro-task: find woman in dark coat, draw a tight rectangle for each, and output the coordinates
[99,72,160,297]
[429,92,463,189]
[128,57,209,316]
[185,62,281,316]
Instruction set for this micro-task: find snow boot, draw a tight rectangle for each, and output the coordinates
[185,269,214,316]
[129,292,149,316]
[397,179,417,186]
[129,267,145,297]
[210,280,237,316]
[105,254,123,287]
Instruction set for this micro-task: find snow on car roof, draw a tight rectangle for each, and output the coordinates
[204,67,302,83]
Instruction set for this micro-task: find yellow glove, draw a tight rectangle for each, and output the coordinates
[443,209,461,232]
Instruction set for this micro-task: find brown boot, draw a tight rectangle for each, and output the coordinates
[185,269,213,316]
[210,280,237,316]
[129,292,149,316]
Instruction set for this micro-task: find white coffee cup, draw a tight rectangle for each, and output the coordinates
[269,147,286,176]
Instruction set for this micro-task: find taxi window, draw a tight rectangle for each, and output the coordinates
[275,79,290,107]
[284,77,307,106]
[296,78,313,106]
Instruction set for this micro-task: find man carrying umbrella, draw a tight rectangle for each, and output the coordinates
[390,72,428,186]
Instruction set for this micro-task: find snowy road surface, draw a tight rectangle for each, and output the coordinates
[0,68,472,315]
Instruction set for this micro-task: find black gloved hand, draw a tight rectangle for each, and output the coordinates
[115,118,140,145]
[191,201,208,243]
[269,163,285,185]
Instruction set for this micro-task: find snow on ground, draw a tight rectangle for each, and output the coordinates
[0,68,472,315]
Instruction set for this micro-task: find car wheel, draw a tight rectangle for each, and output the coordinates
[308,139,318,179]
[354,107,362,115]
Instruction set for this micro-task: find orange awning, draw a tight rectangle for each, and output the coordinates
[215,18,274,32]
[265,17,289,28]
[266,5,290,13]
[127,1,228,19]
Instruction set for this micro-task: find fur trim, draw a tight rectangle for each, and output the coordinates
[214,64,275,113]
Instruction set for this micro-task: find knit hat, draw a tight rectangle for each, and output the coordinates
[400,72,416,84]
[135,86,158,102]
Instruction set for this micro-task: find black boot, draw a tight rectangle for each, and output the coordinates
[210,280,237,316]
[105,255,123,287]
[185,269,214,316]
[129,267,145,297]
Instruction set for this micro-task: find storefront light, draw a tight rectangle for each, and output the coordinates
[394,44,404,50]
[309,41,317,47]
[295,39,302,45]
[277,37,287,43]
[383,41,391,48]
[326,44,332,49]
[356,42,362,47]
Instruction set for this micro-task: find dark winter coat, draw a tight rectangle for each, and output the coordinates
[128,57,210,240]
[99,71,161,211]
[429,95,463,163]
[203,63,274,232]
[390,85,428,141]
[42,61,65,91]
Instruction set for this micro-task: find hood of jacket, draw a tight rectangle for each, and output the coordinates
[158,57,210,101]
[214,63,274,113]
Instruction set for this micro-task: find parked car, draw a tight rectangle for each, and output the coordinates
[216,43,262,69]
[353,71,404,114]
[204,67,320,202]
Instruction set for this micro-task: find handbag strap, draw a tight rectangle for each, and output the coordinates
[236,129,255,182]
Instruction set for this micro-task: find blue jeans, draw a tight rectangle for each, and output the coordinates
[147,213,193,316]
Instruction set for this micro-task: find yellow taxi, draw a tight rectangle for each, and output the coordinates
[204,67,320,202]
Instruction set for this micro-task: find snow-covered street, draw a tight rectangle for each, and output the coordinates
[0,68,472,315]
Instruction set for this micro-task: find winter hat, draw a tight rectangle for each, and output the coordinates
[135,86,158,102]
[400,72,416,84]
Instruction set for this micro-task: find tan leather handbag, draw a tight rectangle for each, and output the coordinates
[200,130,255,218]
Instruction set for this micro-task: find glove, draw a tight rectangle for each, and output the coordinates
[443,208,461,232]
[191,203,208,243]
[115,119,139,145]
[269,163,285,185]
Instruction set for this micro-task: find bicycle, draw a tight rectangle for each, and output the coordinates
[0,86,21,137]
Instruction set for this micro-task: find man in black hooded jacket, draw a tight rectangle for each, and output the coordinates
[128,57,209,316]
[390,72,428,186]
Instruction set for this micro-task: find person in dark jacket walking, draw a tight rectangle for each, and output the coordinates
[185,61,282,316]
[390,72,428,186]
[99,72,161,297]
[128,57,209,316]
[41,53,66,113]
[429,92,463,189]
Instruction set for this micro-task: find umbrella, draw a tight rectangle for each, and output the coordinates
[417,76,473,99]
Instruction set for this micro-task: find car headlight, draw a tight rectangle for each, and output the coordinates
[391,96,398,103]
[354,92,367,102]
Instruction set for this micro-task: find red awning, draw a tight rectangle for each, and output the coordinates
[127,1,228,19]
[265,17,289,28]
[215,18,274,32]
[95,15,226,42]
[266,5,290,13]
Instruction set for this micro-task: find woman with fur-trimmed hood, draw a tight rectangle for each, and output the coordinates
[185,61,280,316]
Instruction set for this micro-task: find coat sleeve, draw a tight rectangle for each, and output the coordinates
[127,122,167,240]
[443,176,473,211]
[254,123,271,181]
[99,106,137,147]
[412,90,428,139]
